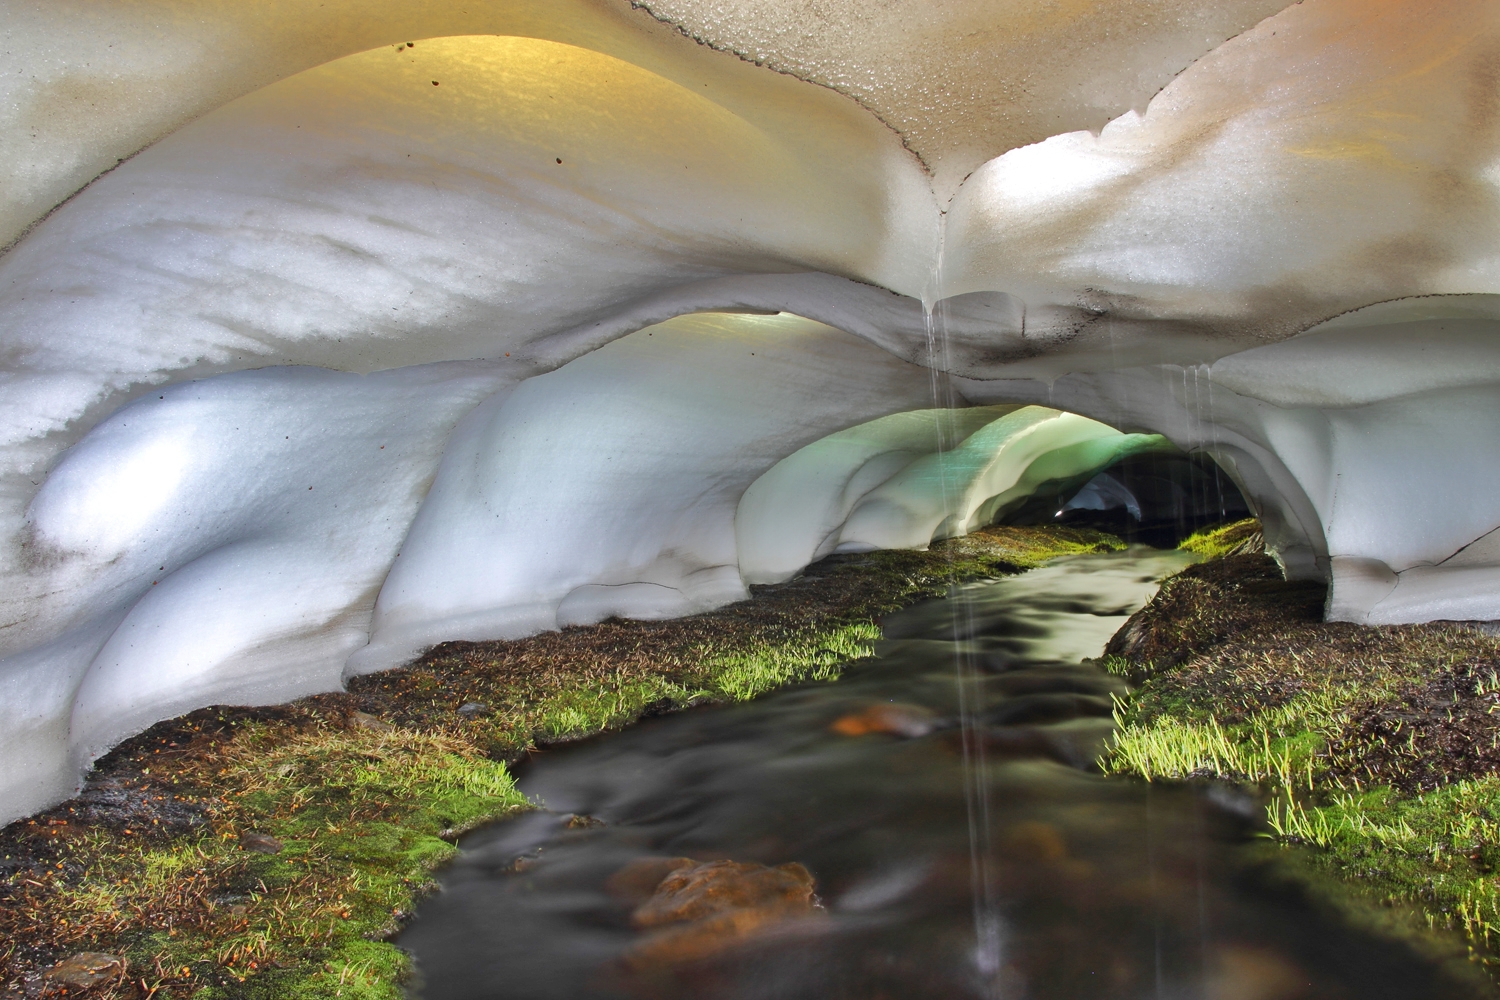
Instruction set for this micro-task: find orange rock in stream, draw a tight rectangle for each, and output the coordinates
[633,859,816,927]
[830,702,939,738]
[618,858,821,970]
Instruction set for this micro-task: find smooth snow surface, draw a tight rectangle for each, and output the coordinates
[4,0,1500,820]
[9,362,515,819]
[350,313,942,675]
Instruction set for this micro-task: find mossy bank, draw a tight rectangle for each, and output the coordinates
[1102,519,1500,984]
[1,525,1121,999]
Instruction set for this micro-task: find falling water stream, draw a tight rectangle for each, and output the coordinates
[400,548,1483,999]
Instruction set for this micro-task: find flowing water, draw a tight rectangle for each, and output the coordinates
[402,549,1483,1000]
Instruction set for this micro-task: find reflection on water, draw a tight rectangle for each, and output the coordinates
[403,549,1484,999]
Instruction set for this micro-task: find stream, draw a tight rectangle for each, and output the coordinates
[401,548,1481,1000]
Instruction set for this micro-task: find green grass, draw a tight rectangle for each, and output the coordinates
[700,622,882,701]
[1103,686,1347,785]
[1102,526,1500,975]
[1177,517,1262,559]
[1267,777,1500,960]
[1105,678,1500,970]
[469,625,886,749]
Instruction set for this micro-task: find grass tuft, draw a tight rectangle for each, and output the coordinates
[704,623,882,701]
[1177,517,1263,559]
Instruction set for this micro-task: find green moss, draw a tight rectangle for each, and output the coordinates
[198,939,409,1000]
[700,622,881,701]
[1177,517,1263,559]
[14,726,527,999]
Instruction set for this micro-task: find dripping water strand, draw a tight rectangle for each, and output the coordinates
[921,215,1005,996]
[1205,363,1228,522]
[1191,365,1206,533]
[1188,362,1230,527]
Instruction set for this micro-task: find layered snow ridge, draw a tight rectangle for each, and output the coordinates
[4,0,1500,821]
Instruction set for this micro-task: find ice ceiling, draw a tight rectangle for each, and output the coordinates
[1,0,1499,822]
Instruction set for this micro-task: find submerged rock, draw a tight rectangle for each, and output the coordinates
[617,858,821,970]
[829,702,940,738]
[632,859,817,928]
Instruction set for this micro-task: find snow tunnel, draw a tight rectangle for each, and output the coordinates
[3,0,1500,826]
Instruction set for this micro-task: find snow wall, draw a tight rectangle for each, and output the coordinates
[3,0,1500,821]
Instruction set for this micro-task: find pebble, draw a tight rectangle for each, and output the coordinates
[239,830,283,854]
[46,952,125,988]
[457,702,491,717]
[350,710,396,733]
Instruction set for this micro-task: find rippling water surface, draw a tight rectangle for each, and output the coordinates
[403,549,1484,1000]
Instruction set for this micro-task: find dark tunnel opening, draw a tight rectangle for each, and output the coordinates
[998,451,1252,548]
